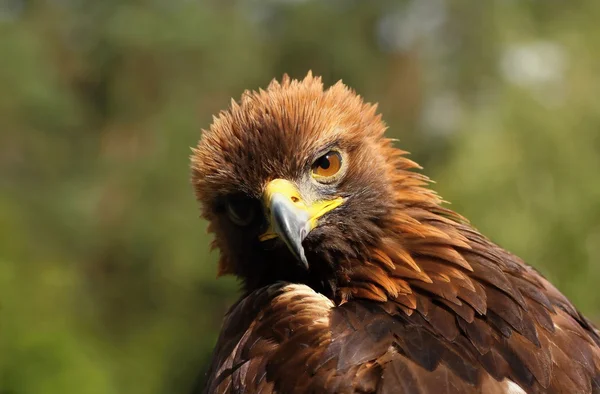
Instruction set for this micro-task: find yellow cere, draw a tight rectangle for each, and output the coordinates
[259,179,343,241]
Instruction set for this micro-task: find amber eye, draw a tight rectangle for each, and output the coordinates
[225,197,257,226]
[311,151,343,180]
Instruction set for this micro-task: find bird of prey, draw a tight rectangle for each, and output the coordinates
[190,73,600,394]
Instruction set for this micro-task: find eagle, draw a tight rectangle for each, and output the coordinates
[190,73,600,394]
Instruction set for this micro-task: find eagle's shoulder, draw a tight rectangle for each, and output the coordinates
[200,223,600,394]
[200,283,543,394]
[202,283,333,393]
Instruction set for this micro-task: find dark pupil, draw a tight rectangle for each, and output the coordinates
[233,205,247,218]
[226,197,256,226]
[319,155,331,169]
[232,202,252,220]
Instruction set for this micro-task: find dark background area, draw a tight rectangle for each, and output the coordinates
[1,1,599,393]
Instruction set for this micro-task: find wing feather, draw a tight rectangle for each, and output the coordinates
[200,227,600,394]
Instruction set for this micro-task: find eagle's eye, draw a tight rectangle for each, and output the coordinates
[225,196,257,226]
[311,151,343,181]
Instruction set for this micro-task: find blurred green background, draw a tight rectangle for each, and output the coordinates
[1,1,600,393]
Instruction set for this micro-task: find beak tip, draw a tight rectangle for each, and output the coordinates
[299,251,309,271]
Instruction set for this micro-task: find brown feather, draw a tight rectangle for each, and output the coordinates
[192,74,600,394]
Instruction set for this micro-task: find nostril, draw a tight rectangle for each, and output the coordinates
[291,196,299,203]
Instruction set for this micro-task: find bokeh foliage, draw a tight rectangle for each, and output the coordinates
[1,1,599,393]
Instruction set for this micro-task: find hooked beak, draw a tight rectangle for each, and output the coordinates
[259,179,343,269]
